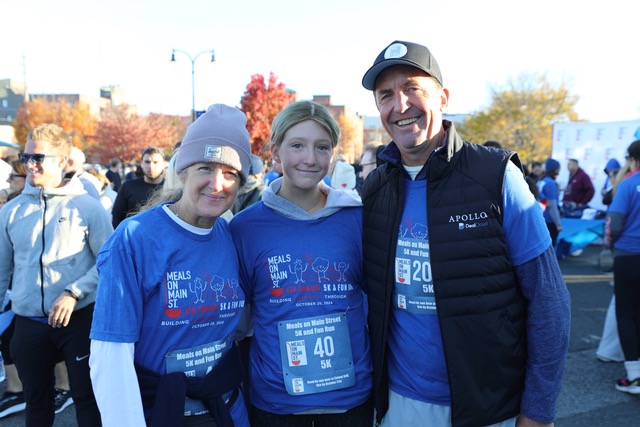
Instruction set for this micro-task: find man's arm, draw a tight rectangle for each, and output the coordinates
[606,212,625,248]
[67,205,114,299]
[501,162,569,423]
[546,199,563,232]
[580,173,595,205]
[111,184,129,229]
[515,247,570,423]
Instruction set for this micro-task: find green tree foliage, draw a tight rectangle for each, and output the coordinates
[457,72,581,162]
[93,105,185,163]
[240,72,295,158]
[13,98,98,150]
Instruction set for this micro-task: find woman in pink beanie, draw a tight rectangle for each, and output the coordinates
[90,104,251,427]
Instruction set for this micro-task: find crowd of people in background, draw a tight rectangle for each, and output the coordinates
[0,38,637,427]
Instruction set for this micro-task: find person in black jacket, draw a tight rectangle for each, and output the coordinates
[231,154,265,215]
[111,147,166,229]
[360,40,570,427]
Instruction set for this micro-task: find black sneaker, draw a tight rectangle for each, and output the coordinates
[54,388,73,414]
[0,391,26,419]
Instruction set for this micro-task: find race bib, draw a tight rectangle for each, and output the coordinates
[395,237,435,314]
[278,313,355,395]
[165,336,232,416]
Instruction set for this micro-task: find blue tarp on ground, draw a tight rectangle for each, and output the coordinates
[556,218,605,258]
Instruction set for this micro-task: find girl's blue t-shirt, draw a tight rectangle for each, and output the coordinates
[538,176,559,224]
[388,161,550,405]
[229,203,372,414]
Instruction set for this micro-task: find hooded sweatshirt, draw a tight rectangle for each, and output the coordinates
[229,178,372,415]
[0,178,113,317]
[261,177,361,219]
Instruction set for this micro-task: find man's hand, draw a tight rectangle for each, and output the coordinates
[517,415,553,427]
[48,292,77,328]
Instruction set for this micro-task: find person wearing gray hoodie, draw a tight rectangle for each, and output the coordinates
[0,124,113,426]
[230,101,372,426]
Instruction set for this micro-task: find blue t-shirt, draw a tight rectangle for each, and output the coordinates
[91,204,245,376]
[263,171,280,187]
[388,161,550,405]
[538,176,559,224]
[609,171,640,253]
[230,203,371,414]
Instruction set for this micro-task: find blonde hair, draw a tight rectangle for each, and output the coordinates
[268,101,341,151]
[27,124,72,157]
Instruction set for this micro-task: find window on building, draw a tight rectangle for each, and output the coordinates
[1,100,7,108]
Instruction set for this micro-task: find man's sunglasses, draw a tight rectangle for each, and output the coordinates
[18,152,61,165]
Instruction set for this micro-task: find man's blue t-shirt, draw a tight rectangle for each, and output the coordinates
[388,161,550,405]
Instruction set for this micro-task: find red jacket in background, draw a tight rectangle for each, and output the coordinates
[563,167,595,205]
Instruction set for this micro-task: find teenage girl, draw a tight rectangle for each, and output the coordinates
[230,101,372,426]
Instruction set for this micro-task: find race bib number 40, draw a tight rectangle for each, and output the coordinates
[277,313,355,395]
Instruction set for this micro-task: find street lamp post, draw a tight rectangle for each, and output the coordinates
[171,48,215,122]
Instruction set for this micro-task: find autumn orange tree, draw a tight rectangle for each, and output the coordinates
[93,105,186,163]
[457,72,581,162]
[240,72,295,157]
[337,112,362,163]
[13,98,97,150]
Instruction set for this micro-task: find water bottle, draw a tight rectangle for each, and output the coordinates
[0,351,6,383]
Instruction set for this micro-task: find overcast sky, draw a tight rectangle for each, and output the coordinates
[2,0,638,123]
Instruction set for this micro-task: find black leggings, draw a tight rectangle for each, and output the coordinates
[546,222,559,248]
[614,254,640,361]
[11,304,101,427]
[250,397,373,427]
[0,314,15,365]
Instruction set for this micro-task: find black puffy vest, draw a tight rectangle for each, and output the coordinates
[363,126,527,427]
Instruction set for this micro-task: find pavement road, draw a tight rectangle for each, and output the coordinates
[0,244,638,426]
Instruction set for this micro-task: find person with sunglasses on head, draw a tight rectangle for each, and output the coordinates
[359,142,385,183]
[0,124,113,426]
[5,160,27,201]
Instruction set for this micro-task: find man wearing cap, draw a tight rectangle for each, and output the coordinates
[360,41,570,427]
[539,158,563,247]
